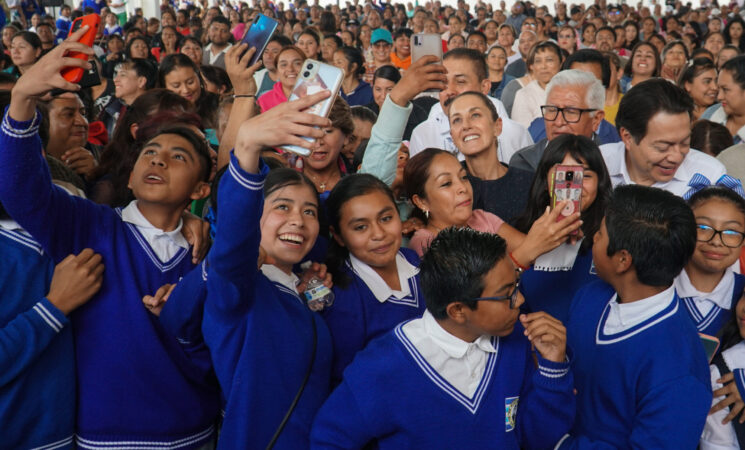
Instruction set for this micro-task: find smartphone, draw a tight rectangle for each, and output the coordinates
[700,333,720,364]
[281,59,343,156]
[78,57,102,89]
[550,165,583,229]
[61,14,101,84]
[240,13,278,66]
[411,33,443,63]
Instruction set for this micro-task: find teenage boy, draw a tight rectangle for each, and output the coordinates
[0,31,220,448]
[311,227,575,449]
[558,185,712,449]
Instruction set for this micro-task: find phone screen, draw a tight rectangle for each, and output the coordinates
[241,14,278,66]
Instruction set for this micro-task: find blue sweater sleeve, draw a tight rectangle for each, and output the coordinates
[0,298,68,387]
[0,109,109,263]
[310,379,377,449]
[159,260,208,348]
[517,352,575,449]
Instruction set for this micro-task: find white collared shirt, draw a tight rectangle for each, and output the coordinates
[409,98,534,165]
[205,42,232,64]
[600,142,726,197]
[511,79,546,128]
[675,267,735,317]
[349,252,418,303]
[701,341,745,450]
[603,285,676,335]
[402,310,497,397]
[121,200,189,263]
[260,264,300,294]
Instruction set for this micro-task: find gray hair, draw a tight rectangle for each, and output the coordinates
[545,69,605,112]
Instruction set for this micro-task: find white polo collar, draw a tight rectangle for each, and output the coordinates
[349,251,419,303]
[422,310,497,358]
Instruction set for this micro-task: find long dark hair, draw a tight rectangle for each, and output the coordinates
[514,134,612,252]
[158,53,220,128]
[325,174,399,289]
[623,41,660,78]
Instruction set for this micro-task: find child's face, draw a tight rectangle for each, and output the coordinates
[690,198,745,274]
[461,258,523,337]
[259,184,320,273]
[592,217,613,282]
[128,133,208,208]
[735,294,745,338]
[334,190,402,270]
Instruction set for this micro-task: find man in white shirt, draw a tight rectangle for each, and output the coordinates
[409,48,533,164]
[202,16,232,70]
[601,78,725,197]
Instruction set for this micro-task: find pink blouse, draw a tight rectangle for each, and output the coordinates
[408,209,505,257]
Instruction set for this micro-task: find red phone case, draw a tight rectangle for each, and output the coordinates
[551,165,583,223]
[61,14,101,84]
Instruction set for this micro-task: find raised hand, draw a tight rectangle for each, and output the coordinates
[142,283,176,317]
[224,43,262,96]
[510,201,583,267]
[389,55,447,107]
[519,312,567,363]
[61,147,98,178]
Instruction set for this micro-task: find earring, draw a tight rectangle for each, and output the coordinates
[424,210,430,219]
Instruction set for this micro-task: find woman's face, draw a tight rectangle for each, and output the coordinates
[416,153,473,227]
[546,153,598,213]
[262,40,282,71]
[297,33,319,59]
[164,66,202,103]
[557,28,576,52]
[304,126,346,171]
[162,28,178,48]
[180,41,203,66]
[448,94,500,157]
[497,26,515,47]
[705,33,725,56]
[129,39,149,59]
[335,190,402,271]
[485,22,498,41]
[531,48,561,86]
[663,43,686,68]
[730,22,743,41]
[690,198,745,277]
[625,24,637,43]
[486,47,507,72]
[582,25,596,44]
[448,34,465,49]
[10,36,39,67]
[2,28,16,47]
[359,25,372,44]
[341,31,354,46]
[717,69,745,116]
[373,77,396,108]
[259,184,320,273]
[632,44,656,77]
[321,37,339,62]
[332,50,352,75]
[277,49,304,90]
[642,18,656,36]
[685,68,718,108]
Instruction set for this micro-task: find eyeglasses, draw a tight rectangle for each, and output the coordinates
[696,224,745,248]
[541,105,597,123]
[473,277,521,309]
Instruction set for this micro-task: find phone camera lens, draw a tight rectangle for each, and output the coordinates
[307,64,314,70]
[566,172,574,181]
[303,71,310,77]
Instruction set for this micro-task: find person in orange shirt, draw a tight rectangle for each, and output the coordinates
[391,28,413,70]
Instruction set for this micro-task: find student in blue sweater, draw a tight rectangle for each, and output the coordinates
[203,90,336,449]
[1,196,104,450]
[311,227,575,449]
[674,180,745,337]
[323,173,427,384]
[515,134,612,324]
[0,32,221,448]
[558,185,712,449]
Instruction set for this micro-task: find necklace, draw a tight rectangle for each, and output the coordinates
[307,170,338,192]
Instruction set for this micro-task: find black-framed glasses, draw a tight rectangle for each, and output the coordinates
[473,277,521,309]
[696,224,745,248]
[541,105,597,123]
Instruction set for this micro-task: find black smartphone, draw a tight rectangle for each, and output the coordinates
[240,13,278,66]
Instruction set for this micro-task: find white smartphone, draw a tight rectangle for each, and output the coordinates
[411,33,443,63]
[281,59,344,156]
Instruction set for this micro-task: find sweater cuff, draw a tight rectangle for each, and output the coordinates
[535,352,571,388]
[35,298,69,333]
[2,106,41,139]
[228,151,268,191]
[733,369,745,401]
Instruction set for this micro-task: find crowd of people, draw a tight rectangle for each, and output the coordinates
[6,0,745,448]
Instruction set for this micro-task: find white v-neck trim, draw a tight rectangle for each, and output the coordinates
[348,251,419,304]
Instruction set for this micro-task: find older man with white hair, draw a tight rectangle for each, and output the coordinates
[509,70,606,172]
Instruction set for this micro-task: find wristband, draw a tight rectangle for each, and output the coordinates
[233,94,256,99]
[509,251,530,272]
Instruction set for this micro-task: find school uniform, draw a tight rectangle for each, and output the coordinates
[322,249,426,384]
[0,109,221,448]
[311,312,575,449]
[203,155,333,449]
[521,242,597,325]
[557,282,712,449]
[0,221,74,449]
[703,341,745,450]
[675,268,745,337]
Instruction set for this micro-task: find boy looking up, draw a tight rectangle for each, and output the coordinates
[0,28,220,448]
[311,227,575,449]
[558,185,712,449]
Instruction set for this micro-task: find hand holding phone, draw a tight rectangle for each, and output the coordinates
[61,14,100,84]
[550,165,583,226]
[240,13,278,66]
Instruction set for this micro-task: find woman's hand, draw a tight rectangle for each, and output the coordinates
[388,55,447,107]
[224,43,262,96]
[511,202,583,266]
[711,372,745,424]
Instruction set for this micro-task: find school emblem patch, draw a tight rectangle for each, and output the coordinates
[505,396,519,432]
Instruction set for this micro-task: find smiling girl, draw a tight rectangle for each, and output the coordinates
[257,45,304,112]
[158,54,220,130]
[620,42,660,93]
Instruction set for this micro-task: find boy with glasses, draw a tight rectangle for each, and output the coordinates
[311,227,574,449]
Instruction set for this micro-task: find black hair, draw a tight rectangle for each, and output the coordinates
[350,105,377,123]
[147,125,212,183]
[721,55,745,90]
[264,168,319,207]
[616,78,693,144]
[690,47,715,61]
[605,185,696,287]
[443,47,488,81]
[270,34,293,47]
[403,148,453,223]
[661,39,689,63]
[324,33,343,49]
[124,36,151,60]
[467,30,487,43]
[515,134,611,253]
[200,64,233,93]
[337,46,365,77]
[563,48,611,88]
[724,15,745,51]
[372,64,401,84]
[158,53,220,128]
[119,58,158,89]
[209,15,231,29]
[718,299,745,354]
[690,120,733,157]
[12,30,41,51]
[325,174,398,289]
[596,25,615,38]
[623,41,660,78]
[419,227,508,319]
[687,186,745,223]
[677,57,716,88]
[446,90,498,121]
